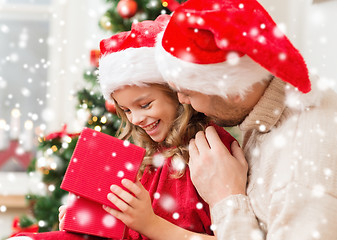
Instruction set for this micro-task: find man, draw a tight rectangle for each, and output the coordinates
[155,0,337,239]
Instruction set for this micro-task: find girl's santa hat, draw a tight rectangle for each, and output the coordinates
[155,0,311,97]
[99,14,170,102]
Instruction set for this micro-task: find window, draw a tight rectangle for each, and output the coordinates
[0,0,51,171]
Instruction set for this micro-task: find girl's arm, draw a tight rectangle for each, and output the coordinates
[103,179,215,240]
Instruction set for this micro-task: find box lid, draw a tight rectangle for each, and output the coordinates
[61,127,145,209]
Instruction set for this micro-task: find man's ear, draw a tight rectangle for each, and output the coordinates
[233,94,243,103]
[227,94,242,103]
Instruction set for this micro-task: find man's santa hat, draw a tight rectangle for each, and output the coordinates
[99,14,170,102]
[155,0,311,97]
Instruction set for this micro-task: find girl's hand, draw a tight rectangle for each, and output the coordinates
[103,179,157,235]
[58,204,67,231]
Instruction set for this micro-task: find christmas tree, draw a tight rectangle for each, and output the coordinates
[12,0,187,235]
[14,51,121,233]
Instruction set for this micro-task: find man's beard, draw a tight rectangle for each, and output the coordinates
[207,94,252,127]
[211,115,246,127]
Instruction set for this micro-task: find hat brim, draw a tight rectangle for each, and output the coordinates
[155,32,271,98]
[99,47,164,102]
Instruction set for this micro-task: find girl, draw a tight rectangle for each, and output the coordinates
[10,15,238,240]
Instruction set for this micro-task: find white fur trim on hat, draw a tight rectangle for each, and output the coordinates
[99,47,164,102]
[285,74,323,110]
[155,32,271,98]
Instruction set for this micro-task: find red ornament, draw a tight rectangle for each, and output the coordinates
[105,101,116,114]
[117,0,138,19]
[161,0,182,11]
[90,49,100,68]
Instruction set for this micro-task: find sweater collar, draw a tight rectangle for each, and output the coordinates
[240,74,323,133]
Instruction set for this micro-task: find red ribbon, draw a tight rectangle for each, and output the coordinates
[10,217,39,237]
[45,124,80,141]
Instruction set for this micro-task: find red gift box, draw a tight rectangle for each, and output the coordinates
[64,193,128,239]
[61,128,145,239]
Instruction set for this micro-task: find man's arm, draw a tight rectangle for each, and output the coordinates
[188,126,263,239]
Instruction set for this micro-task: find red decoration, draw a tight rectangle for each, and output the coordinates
[117,0,138,19]
[0,140,32,170]
[45,124,79,141]
[10,217,39,237]
[90,49,100,68]
[105,101,116,114]
[60,128,145,238]
[161,0,182,11]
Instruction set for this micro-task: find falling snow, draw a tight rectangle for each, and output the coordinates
[312,230,321,239]
[125,162,134,171]
[226,52,241,65]
[153,192,160,199]
[172,212,180,220]
[152,153,165,168]
[123,140,130,147]
[171,156,186,172]
[77,210,92,226]
[0,1,336,239]
[102,214,116,228]
[160,194,176,211]
[0,205,7,213]
[117,170,124,178]
[196,202,203,209]
[38,220,47,228]
[210,224,217,231]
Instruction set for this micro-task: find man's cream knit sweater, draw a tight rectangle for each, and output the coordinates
[211,77,337,239]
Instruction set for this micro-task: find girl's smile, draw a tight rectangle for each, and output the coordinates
[141,120,160,135]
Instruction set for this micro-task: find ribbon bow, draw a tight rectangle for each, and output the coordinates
[45,124,80,140]
[10,217,39,237]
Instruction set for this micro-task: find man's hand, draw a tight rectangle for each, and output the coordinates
[189,126,248,207]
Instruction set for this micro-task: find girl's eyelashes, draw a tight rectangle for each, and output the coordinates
[121,108,130,113]
[141,101,152,109]
[119,101,153,113]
